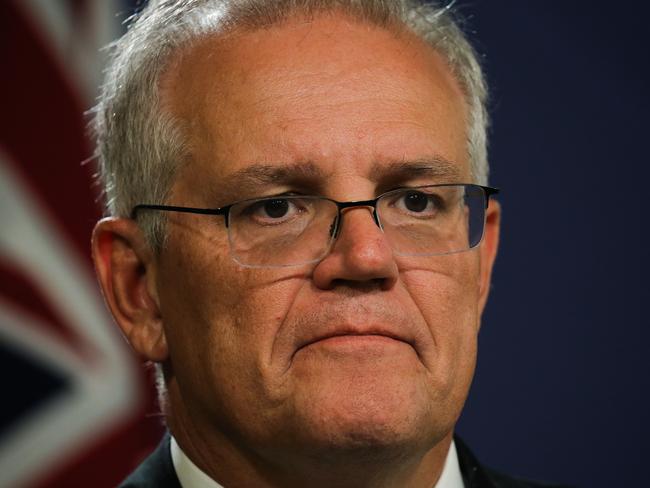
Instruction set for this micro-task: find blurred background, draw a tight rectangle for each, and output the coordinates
[1,1,648,487]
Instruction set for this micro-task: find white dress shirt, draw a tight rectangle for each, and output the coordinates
[171,436,465,488]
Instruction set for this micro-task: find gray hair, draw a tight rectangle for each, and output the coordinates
[93,0,489,248]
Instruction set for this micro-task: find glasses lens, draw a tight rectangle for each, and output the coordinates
[377,184,487,256]
[227,196,338,267]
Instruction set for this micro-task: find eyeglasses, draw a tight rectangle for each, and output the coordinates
[132,183,499,268]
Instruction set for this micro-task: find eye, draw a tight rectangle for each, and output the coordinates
[240,197,307,225]
[393,190,442,217]
[262,199,290,218]
[403,192,430,212]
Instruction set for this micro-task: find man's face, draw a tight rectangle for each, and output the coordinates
[156,14,498,458]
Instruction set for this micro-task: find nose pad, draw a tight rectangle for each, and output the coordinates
[329,217,339,238]
[371,208,382,228]
[329,206,382,239]
[313,204,397,290]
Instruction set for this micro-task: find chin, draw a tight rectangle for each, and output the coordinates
[286,406,445,470]
[288,370,449,458]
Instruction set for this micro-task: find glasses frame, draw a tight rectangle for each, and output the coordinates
[131,183,499,266]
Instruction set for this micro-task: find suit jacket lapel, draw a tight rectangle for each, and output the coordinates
[118,433,181,488]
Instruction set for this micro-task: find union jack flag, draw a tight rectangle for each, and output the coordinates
[0,1,163,486]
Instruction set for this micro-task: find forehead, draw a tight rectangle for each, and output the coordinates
[166,13,469,199]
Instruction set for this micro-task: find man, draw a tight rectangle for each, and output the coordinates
[90,1,564,487]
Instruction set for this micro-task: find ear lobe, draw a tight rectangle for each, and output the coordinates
[477,199,501,315]
[92,217,169,362]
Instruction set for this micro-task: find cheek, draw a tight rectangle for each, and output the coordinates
[401,253,481,322]
[157,231,306,399]
[156,232,237,389]
[399,254,481,384]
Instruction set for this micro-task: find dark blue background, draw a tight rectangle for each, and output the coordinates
[455,2,650,487]
[117,2,649,486]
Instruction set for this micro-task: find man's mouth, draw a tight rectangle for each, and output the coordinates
[296,328,414,353]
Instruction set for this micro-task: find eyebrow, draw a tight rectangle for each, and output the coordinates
[370,157,465,186]
[217,162,324,198]
[214,156,463,202]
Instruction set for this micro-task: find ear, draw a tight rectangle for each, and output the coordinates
[92,217,168,362]
[477,199,501,315]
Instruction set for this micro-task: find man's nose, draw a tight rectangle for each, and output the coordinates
[312,206,398,290]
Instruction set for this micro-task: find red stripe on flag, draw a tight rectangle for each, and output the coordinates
[0,2,166,487]
[0,258,75,344]
[0,0,100,262]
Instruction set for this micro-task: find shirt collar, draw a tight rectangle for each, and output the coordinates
[171,436,223,488]
[435,439,465,488]
[171,436,464,488]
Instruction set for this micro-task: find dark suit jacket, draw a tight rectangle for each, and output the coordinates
[118,434,572,488]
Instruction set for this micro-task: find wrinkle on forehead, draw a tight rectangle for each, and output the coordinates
[163,11,469,204]
[193,156,465,207]
[167,14,464,121]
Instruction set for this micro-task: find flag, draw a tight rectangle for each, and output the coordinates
[0,1,163,486]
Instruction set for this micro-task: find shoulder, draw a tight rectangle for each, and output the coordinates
[483,467,574,488]
[118,434,182,488]
[454,436,574,488]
